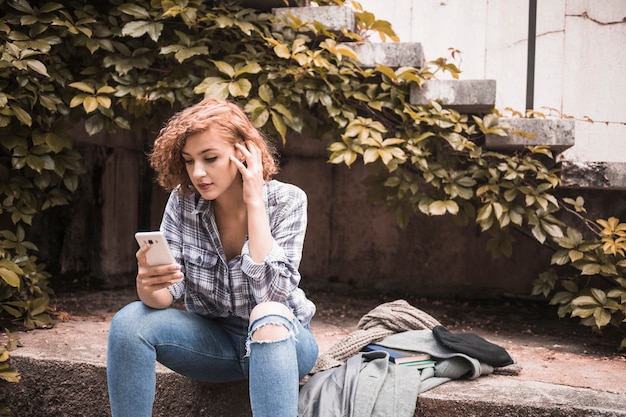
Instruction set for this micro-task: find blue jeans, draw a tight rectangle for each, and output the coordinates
[107,301,318,417]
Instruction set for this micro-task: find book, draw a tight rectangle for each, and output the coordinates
[361,343,432,364]
[398,359,437,369]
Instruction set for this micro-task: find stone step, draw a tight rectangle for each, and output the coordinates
[345,41,425,69]
[273,5,355,33]
[7,354,624,417]
[484,119,626,190]
[410,79,497,113]
[560,161,626,190]
[485,118,575,153]
[4,316,625,417]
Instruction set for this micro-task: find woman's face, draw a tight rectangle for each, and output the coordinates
[181,128,241,201]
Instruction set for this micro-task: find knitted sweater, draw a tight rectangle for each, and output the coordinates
[312,299,442,373]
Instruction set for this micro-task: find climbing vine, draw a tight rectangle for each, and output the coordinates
[0,0,624,357]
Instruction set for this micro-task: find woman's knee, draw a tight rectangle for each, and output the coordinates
[109,301,151,340]
[249,302,294,341]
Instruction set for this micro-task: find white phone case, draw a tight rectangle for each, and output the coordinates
[135,231,176,266]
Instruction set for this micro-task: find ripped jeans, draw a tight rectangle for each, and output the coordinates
[107,301,318,417]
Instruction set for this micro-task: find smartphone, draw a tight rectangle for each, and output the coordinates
[135,231,176,266]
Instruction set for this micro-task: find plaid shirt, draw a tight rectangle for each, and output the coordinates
[162,180,316,324]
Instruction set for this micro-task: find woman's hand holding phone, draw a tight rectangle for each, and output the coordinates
[136,244,183,287]
[134,232,183,308]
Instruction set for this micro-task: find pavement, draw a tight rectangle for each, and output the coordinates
[2,287,626,416]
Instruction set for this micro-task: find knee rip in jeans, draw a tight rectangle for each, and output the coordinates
[245,313,299,357]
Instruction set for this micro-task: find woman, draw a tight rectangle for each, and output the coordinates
[107,98,318,417]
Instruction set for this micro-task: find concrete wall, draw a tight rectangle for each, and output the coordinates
[275,135,555,298]
[32,125,560,298]
[357,0,626,165]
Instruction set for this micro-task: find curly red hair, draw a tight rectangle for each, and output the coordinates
[150,98,279,194]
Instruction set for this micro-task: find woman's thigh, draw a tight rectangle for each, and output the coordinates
[111,302,249,383]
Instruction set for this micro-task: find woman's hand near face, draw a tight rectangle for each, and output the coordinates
[231,141,273,263]
[232,142,265,208]
[135,244,181,309]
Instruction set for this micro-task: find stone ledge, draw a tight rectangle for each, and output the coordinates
[4,298,625,417]
[410,79,497,113]
[485,118,575,153]
[417,377,626,417]
[5,356,251,417]
[343,42,425,69]
[5,356,625,417]
[560,161,626,190]
[273,6,355,33]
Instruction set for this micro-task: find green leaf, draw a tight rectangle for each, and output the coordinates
[258,85,274,103]
[212,60,235,78]
[176,46,209,62]
[229,79,252,97]
[271,110,287,142]
[590,288,607,304]
[25,59,49,77]
[476,204,492,222]
[122,21,163,42]
[428,200,458,216]
[561,280,578,293]
[541,221,564,238]
[551,249,570,265]
[0,267,20,288]
[572,295,598,307]
[10,104,32,127]
[593,308,612,328]
[63,175,79,192]
[530,224,546,244]
[234,62,262,77]
[25,154,45,172]
[579,263,602,275]
[118,3,151,19]
[549,291,574,305]
[194,77,224,96]
[571,307,594,319]
[29,297,48,316]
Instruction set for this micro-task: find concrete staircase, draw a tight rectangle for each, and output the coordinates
[274,4,626,190]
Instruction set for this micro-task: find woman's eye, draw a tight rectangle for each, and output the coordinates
[183,159,193,165]
[205,156,217,163]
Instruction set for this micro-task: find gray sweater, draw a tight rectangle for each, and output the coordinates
[298,330,494,417]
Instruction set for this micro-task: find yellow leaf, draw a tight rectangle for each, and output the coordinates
[69,94,85,108]
[327,142,347,152]
[83,96,99,113]
[363,148,379,164]
[229,78,251,97]
[97,86,116,94]
[69,81,95,94]
[428,200,447,216]
[96,96,111,109]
